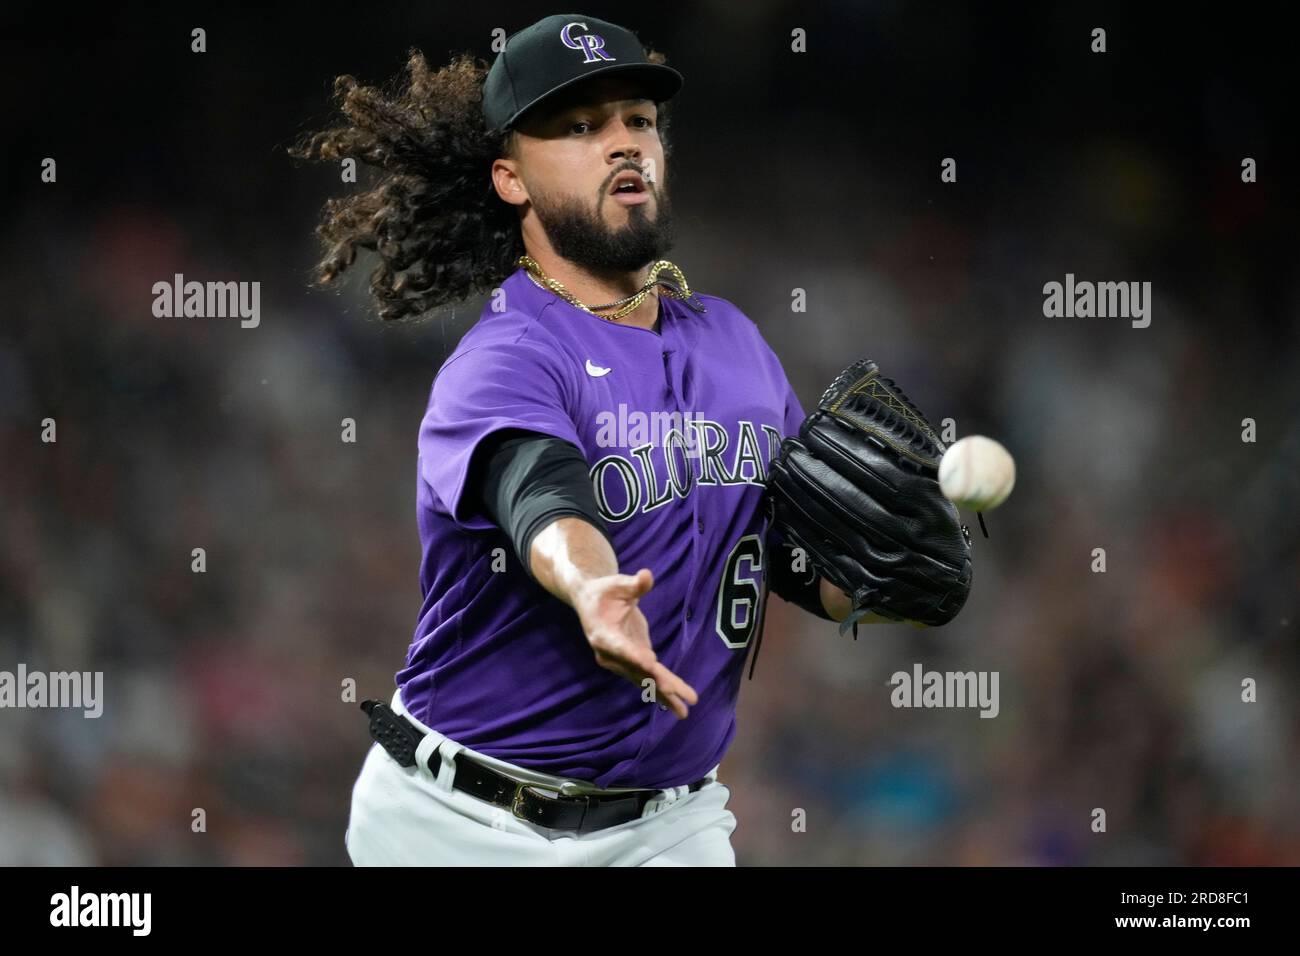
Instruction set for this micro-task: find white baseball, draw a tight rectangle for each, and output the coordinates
[938,435,1016,511]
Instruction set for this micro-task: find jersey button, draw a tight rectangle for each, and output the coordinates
[697,518,704,533]
[685,607,694,621]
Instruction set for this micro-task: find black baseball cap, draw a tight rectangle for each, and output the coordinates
[482,14,683,133]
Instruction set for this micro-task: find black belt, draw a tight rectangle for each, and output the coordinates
[362,699,709,835]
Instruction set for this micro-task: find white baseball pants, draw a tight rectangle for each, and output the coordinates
[345,691,738,866]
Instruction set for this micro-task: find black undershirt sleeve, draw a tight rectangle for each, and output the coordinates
[472,425,832,619]
[766,527,835,621]
[475,429,614,581]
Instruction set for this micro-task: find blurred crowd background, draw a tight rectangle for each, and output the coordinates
[3,2,1296,865]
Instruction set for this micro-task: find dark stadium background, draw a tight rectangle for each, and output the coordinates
[2,1,1296,864]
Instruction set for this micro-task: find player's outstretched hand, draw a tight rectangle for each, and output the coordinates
[574,568,699,719]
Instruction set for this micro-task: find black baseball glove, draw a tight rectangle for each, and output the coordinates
[766,359,973,636]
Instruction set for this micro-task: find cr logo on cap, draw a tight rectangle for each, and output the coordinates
[561,21,616,63]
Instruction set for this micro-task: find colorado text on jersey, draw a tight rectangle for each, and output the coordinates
[589,418,783,522]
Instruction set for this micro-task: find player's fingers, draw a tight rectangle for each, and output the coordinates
[606,662,687,718]
[594,652,640,686]
[605,567,653,599]
[626,656,689,718]
[649,660,698,708]
[657,690,686,720]
[591,632,658,677]
[659,686,695,720]
[595,646,694,717]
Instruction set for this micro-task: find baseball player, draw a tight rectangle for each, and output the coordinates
[294,14,951,867]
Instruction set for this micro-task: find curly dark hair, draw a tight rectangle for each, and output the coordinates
[290,48,674,322]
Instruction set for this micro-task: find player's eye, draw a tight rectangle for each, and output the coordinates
[631,115,654,129]
[570,121,592,135]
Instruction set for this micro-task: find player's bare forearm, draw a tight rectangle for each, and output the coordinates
[530,516,699,718]
[530,516,619,607]
[820,578,852,621]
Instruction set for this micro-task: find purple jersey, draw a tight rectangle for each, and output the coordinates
[396,265,805,789]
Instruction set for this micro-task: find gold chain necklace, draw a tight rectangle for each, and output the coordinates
[517,255,696,322]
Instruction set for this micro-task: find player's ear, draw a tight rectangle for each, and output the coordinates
[491,158,528,206]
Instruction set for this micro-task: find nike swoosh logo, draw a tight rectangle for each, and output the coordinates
[585,359,612,377]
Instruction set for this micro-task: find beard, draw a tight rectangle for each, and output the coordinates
[529,182,676,275]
